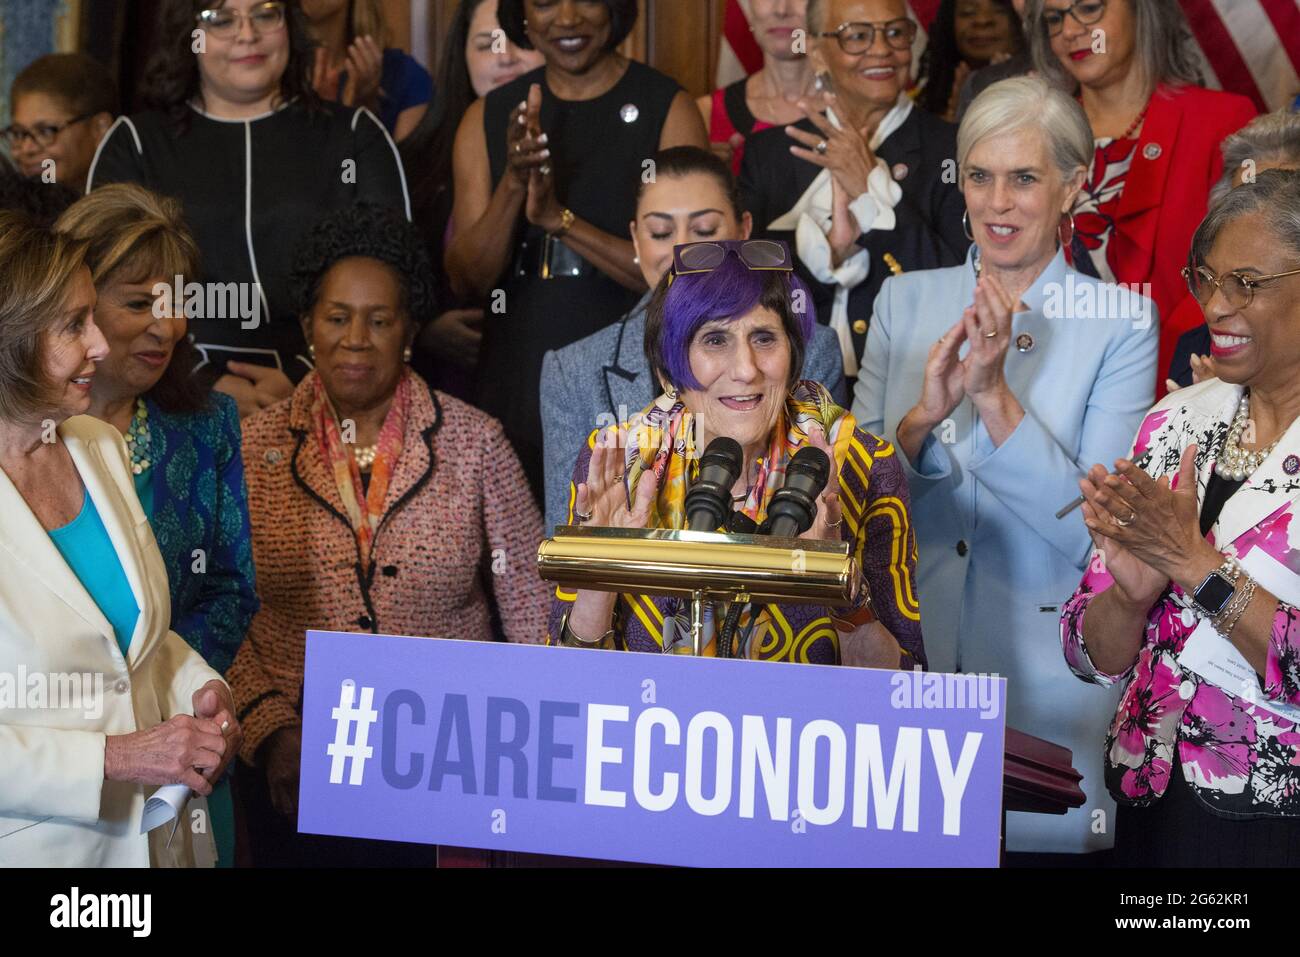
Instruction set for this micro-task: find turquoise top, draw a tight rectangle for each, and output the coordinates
[48,492,140,657]
[133,467,154,518]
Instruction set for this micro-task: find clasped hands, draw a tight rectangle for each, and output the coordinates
[1078,445,1220,607]
[505,83,566,234]
[103,680,241,797]
[906,274,1018,431]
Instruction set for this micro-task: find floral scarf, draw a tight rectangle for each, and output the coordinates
[310,370,410,568]
[623,379,855,530]
[619,380,857,656]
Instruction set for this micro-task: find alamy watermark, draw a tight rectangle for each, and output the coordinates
[0,668,104,720]
[152,275,262,329]
[1043,275,1153,330]
[889,667,1001,720]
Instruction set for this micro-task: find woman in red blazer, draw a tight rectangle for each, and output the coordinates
[1024,0,1256,384]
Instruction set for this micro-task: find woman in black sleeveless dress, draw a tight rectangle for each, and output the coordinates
[445,0,707,501]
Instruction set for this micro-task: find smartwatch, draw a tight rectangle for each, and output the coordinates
[1192,560,1238,617]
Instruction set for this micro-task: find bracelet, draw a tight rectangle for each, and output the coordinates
[553,207,576,237]
[559,610,616,649]
[1207,559,1249,634]
[1215,574,1258,638]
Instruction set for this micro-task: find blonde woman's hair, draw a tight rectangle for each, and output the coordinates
[0,212,90,422]
[54,183,200,287]
[958,76,1093,182]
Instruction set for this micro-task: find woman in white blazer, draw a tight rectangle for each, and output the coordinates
[852,78,1157,858]
[0,213,241,867]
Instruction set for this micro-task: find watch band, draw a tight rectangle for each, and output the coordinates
[1192,558,1240,617]
[554,207,576,237]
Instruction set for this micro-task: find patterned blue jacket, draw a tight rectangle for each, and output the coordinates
[143,392,258,674]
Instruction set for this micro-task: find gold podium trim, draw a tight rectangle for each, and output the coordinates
[537,526,858,605]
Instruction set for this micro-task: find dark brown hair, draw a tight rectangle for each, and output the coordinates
[141,0,323,130]
[13,53,119,118]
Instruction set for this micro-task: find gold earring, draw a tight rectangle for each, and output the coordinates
[403,346,412,363]
[308,344,316,361]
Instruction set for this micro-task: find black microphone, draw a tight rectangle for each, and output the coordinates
[685,436,743,532]
[764,446,831,538]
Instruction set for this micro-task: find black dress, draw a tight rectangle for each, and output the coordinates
[88,102,410,381]
[479,61,679,500]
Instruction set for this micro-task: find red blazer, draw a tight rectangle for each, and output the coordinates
[1107,84,1256,385]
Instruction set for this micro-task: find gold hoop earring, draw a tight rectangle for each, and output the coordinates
[962,210,975,242]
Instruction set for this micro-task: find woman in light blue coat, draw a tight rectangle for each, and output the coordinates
[853,77,1157,859]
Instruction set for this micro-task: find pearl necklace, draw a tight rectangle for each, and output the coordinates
[353,445,377,471]
[124,398,151,475]
[1216,392,1280,481]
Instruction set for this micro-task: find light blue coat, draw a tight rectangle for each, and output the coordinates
[853,248,1157,854]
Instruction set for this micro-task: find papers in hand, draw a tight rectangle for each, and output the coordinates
[141,783,190,834]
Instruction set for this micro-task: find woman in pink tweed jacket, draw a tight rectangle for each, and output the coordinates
[228,204,549,865]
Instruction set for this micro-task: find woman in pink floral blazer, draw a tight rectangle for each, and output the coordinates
[1061,170,1300,867]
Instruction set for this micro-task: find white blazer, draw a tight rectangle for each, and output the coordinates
[0,415,223,867]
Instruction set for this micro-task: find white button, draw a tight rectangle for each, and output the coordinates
[114,680,128,694]
[1179,680,1195,700]
[1180,608,1197,628]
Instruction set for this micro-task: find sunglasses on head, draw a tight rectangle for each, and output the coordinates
[669,240,794,280]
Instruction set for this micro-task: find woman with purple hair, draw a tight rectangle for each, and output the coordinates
[547,239,925,669]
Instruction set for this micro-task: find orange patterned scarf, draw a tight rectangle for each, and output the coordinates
[310,370,410,568]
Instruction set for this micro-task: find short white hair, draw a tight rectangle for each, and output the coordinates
[957,76,1093,182]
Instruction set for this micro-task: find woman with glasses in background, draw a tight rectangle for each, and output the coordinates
[549,236,924,671]
[1023,0,1256,395]
[740,0,968,384]
[87,0,409,420]
[4,53,118,193]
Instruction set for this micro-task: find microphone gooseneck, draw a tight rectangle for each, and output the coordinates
[765,446,831,539]
[685,436,744,532]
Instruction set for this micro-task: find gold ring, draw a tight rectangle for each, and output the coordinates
[982,330,998,339]
[1115,510,1136,527]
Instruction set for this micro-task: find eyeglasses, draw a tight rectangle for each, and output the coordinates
[819,19,918,54]
[1042,0,1107,37]
[195,1,286,40]
[671,240,794,278]
[1182,263,1300,310]
[0,112,94,149]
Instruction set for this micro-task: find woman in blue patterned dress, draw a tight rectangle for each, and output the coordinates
[55,183,258,867]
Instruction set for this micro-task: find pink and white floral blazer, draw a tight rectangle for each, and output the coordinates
[1060,379,1300,817]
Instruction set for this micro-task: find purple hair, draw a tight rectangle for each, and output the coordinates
[644,253,816,392]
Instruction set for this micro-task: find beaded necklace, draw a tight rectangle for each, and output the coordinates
[124,398,151,476]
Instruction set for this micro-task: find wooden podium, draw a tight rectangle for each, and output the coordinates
[436,726,1085,868]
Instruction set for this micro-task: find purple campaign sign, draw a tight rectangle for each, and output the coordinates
[299,631,1006,867]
